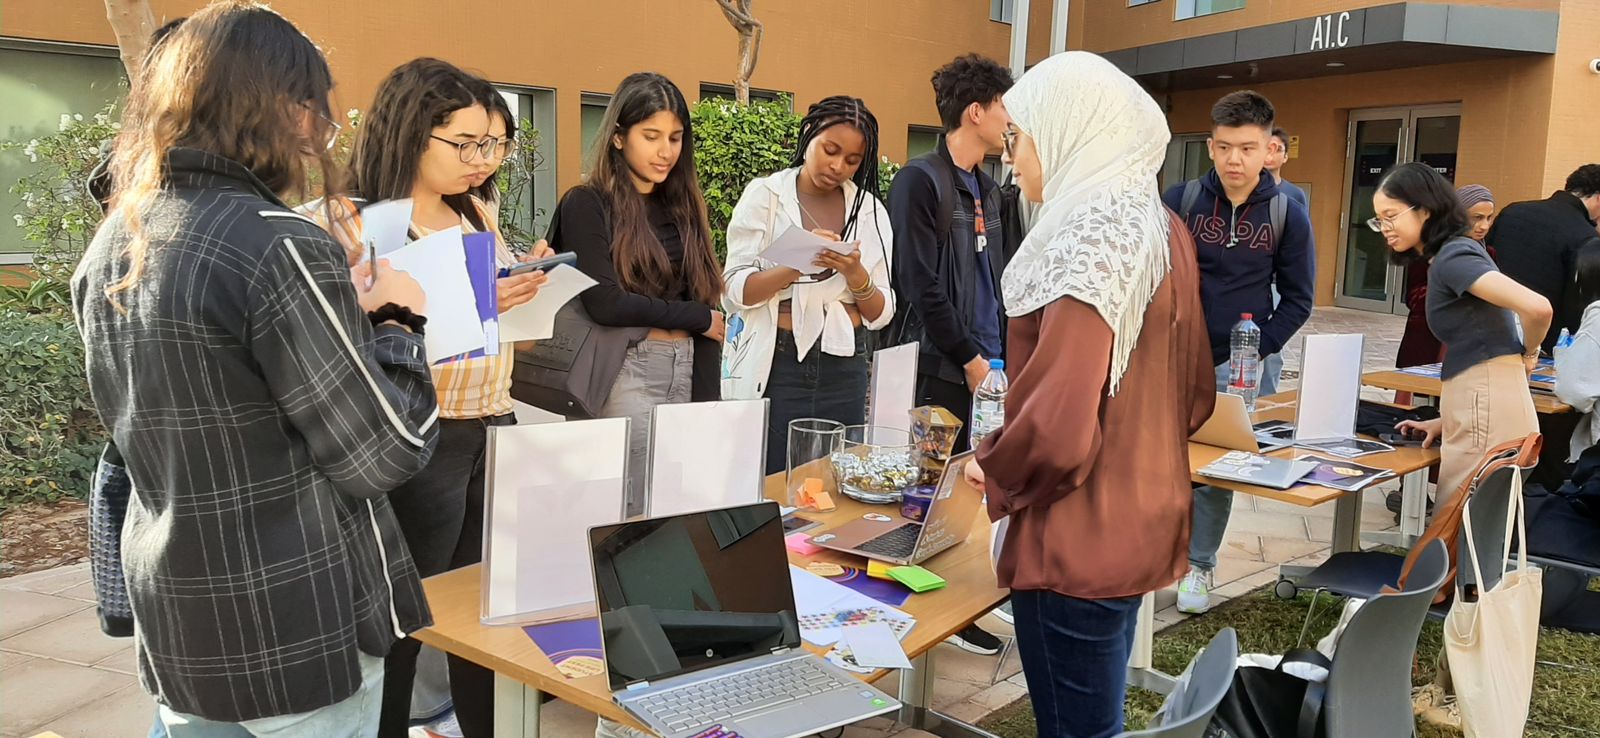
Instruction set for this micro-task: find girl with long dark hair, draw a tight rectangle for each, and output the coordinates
[550,72,724,517]
[317,57,553,738]
[74,2,437,733]
[721,96,895,474]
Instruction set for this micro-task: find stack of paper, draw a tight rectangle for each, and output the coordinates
[789,566,914,646]
[383,226,487,363]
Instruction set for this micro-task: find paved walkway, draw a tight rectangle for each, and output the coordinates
[0,307,1407,738]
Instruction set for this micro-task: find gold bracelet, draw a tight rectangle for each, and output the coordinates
[848,275,872,293]
[850,280,876,300]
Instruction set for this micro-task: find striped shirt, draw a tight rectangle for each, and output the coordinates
[312,196,516,419]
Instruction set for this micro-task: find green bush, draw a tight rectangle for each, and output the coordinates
[2,104,120,287]
[691,96,900,260]
[0,306,104,510]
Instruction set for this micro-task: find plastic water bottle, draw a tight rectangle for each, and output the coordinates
[971,359,1008,449]
[1227,314,1262,411]
[1557,327,1574,350]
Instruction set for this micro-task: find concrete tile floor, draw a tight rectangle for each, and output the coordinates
[0,306,1410,738]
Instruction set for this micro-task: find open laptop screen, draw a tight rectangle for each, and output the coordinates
[590,501,801,691]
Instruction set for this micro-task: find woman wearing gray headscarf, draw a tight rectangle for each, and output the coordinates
[1396,184,1497,368]
[964,52,1214,738]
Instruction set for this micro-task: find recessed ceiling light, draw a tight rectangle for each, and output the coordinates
[1218,74,1234,79]
[1326,61,1346,68]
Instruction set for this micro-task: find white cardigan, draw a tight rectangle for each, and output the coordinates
[720,168,895,400]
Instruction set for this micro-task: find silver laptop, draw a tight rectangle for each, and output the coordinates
[1198,451,1319,490]
[589,502,900,738]
[810,451,983,566]
[1192,393,1293,453]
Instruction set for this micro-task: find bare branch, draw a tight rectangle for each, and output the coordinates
[714,0,763,104]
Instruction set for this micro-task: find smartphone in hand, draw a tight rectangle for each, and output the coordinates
[498,252,576,278]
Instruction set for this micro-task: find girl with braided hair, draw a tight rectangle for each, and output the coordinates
[722,95,897,474]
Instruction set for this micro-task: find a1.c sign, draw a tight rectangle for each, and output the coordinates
[1298,9,1367,54]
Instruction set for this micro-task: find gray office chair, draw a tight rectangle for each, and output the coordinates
[1116,628,1239,738]
[1320,538,1450,738]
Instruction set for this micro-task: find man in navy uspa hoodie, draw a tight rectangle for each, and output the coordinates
[1162,90,1315,615]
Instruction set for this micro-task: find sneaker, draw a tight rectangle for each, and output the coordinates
[411,711,463,738]
[1176,567,1213,614]
[946,624,1002,655]
[993,601,1014,626]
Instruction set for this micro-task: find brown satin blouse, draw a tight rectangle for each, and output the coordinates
[976,212,1215,599]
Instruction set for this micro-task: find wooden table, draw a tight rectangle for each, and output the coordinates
[414,463,1007,738]
[1127,393,1444,694]
[1362,369,1573,414]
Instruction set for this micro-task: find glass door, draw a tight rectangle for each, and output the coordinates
[1333,105,1461,313]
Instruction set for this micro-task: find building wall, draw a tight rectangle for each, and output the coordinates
[1079,0,1559,55]
[1161,54,1555,304]
[0,0,1017,194]
[1538,0,1600,192]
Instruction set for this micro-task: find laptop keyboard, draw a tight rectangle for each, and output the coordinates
[857,522,922,559]
[636,657,852,734]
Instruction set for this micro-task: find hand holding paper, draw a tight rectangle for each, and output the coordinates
[761,226,861,275]
[498,264,598,342]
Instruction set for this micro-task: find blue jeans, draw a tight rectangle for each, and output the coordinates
[1190,356,1282,570]
[156,652,384,737]
[1011,590,1143,738]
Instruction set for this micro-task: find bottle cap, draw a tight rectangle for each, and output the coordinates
[989,359,1005,369]
[1240,313,1253,321]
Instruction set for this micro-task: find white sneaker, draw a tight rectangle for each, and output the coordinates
[1176,568,1213,614]
[993,601,1014,625]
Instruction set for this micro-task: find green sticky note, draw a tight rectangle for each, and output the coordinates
[887,565,946,593]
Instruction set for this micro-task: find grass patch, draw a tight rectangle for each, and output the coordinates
[977,585,1600,737]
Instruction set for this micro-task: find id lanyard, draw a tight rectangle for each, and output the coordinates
[973,190,989,253]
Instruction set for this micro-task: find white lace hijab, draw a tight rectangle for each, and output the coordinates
[1001,52,1173,395]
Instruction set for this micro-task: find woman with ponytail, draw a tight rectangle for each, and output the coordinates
[721,95,896,474]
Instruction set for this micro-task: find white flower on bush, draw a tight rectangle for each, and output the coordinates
[59,114,73,131]
[12,215,24,227]
[74,114,84,122]
[23,139,39,163]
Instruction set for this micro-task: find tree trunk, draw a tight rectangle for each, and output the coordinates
[714,0,763,105]
[103,0,157,79]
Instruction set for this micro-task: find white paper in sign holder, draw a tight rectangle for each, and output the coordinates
[646,399,769,518]
[481,417,629,626]
[1293,333,1365,443]
[868,342,919,435]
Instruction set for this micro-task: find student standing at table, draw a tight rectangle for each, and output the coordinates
[966,51,1215,738]
[319,58,554,738]
[721,96,895,474]
[552,72,725,519]
[1163,90,1316,615]
[1378,163,1551,499]
[74,4,438,734]
[1396,185,1498,370]
[1555,239,1600,461]
[1486,164,1600,353]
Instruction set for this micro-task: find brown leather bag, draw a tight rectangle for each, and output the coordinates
[1392,433,1543,605]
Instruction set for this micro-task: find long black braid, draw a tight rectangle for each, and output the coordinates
[792,95,881,241]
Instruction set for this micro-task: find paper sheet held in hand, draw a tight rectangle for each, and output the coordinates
[760,226,860,274]
[498,264,598,342]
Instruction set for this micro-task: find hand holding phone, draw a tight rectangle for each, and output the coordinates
[498,252,576,278]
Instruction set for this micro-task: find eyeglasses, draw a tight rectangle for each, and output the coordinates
[1001,128,1018,160]
[301,103,341,152]
[429,135,519,163]
[1366,205,1417,233]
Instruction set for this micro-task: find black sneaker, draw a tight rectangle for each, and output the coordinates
[946,624,1002,655]
[1386,490,1434,525]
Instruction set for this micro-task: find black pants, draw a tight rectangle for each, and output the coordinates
[378,414,515,738]
[916,374,974,453]
[763,328,869,476]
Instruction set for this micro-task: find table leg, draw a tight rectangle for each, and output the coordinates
[1330,491,1363,555]
[897,650,1003,738]
[1124,592,1178,695]
[1365,469,1430,550]
[494,672,542,738]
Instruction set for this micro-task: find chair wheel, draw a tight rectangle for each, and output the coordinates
[1274,578,1298,600]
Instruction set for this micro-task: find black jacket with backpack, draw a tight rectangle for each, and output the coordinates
[886,141,1017,386]
[1163,170,1316,366]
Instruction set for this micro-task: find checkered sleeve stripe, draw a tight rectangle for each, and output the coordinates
[250,232,440,499]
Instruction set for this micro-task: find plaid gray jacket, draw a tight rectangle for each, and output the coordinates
[72,149,440,722]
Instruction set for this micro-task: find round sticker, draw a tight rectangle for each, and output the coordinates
[863,513,892,522]
[812,533,836,543]
[806,562,845,577]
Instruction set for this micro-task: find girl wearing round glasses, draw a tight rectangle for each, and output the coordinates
[721,96,895,474]
[318,57,553,738]
[1375,162,1550,501]
[1395,185,1498,371]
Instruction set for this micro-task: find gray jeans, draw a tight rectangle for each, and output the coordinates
[597,337,694,518]
[1190,354,1283,570]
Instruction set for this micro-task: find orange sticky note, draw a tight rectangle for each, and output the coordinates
[810,491,836,512]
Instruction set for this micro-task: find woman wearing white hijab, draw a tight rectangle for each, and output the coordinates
[966,52,1215,738]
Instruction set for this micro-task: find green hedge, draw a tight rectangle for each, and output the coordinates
[0,305,104,510]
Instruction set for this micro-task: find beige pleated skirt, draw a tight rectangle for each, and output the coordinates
[1437,354,1539,503]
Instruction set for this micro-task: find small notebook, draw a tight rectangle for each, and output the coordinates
[1199,451,1319,490]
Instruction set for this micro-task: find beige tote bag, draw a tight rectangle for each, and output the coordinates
[1445,471,1544,738]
